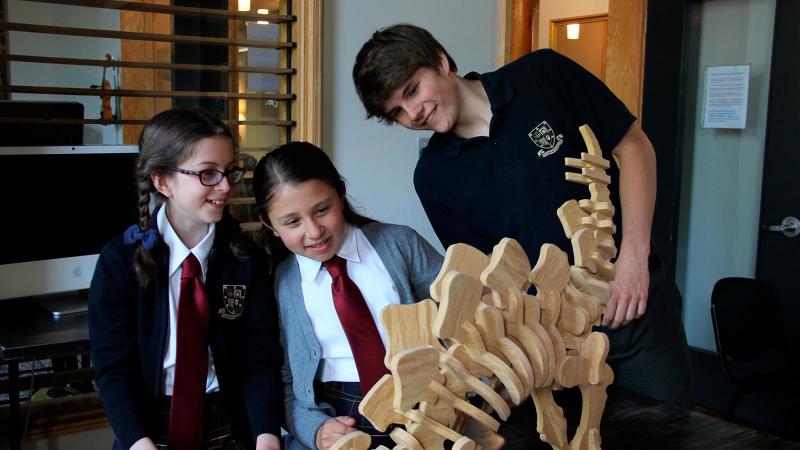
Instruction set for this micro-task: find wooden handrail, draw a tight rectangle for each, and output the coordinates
[0,54,295,75]
[0,368,95,394]
[0,392,108,443]
[227,120,294,126]
[238,146,278,153]
[240,221,262,232]
[228,197,255,205]
[0,85,295,100]
[24,0,295,22]
[0,117,295,126]
[0,21,294,49]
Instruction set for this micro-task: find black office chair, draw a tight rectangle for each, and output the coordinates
[710,277,797,423]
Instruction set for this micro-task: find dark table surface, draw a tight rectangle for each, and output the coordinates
[0,296,89,361]
[500,387,798,449]
[1,296,797,449]
[599,388,797,449]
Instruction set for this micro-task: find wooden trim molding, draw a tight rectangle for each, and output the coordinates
[497,0,512,67]
[510,0,533,62]
[120,0,171,144]
[291,0,322,146]
[605,0,647,119]
[498,0,535,66]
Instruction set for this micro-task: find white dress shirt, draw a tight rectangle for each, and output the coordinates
[295,224,401,382]
[157,205,219,395]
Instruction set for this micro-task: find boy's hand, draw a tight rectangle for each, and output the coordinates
[603,247,649,329]
[316,416,357,450]
[256,433,281,450]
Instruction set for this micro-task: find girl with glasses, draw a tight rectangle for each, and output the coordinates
[89,109,283,450]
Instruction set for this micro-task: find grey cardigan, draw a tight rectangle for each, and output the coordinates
[275,222,443,450]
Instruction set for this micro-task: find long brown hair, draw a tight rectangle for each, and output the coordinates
[132,108,238,286]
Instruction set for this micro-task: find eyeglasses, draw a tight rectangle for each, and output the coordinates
[168,166,246,186]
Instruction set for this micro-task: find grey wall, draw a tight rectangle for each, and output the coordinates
[322,1,499,252]
[676,0,776,351]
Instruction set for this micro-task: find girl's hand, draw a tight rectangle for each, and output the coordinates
[130,437,158,450]
[315,416,357,450]
[256,433,281,450]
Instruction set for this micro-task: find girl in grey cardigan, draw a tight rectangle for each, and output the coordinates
[253,142,443,450]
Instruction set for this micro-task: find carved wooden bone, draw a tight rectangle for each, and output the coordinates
[337,125,617,450]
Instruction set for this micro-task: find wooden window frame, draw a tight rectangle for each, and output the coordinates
[0,0,322,143]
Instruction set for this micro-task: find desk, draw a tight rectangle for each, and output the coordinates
[0,297,91,450]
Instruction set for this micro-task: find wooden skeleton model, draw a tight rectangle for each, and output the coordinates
[332,125,617,450]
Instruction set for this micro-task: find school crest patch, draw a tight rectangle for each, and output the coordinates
[528,120,564,158]
[219,284,246,320]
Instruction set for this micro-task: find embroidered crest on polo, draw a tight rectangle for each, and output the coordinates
[219,284,246,319]
[528,120,564,158]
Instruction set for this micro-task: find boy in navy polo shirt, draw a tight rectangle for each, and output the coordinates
[352,23,693,417]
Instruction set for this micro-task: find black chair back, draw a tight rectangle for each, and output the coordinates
[710,277,781,369]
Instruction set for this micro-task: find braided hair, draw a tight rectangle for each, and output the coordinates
[132,109,237,286]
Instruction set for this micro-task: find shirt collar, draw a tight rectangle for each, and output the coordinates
[296,223,360,285]
[436,70,515,159]
[157,204,216,278]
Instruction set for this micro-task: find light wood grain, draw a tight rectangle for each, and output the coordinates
[430,244,488,301]
[358,374,405,432]
[381,300,443,367]
[391,346,443,412]
[605,0,647,119]
[329,431,372,450]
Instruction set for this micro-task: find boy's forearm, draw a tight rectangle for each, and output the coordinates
[614,124,656,259]
[602,124,656,328]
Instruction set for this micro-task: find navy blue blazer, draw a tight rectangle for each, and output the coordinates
[89,211,283,448]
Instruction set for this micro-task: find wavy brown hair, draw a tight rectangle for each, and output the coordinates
[353,23,457,123]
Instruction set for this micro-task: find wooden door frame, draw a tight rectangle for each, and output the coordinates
[292,0,322,146]
[639,2,688,275]
[499,0,687,274]
[498,0,646,118]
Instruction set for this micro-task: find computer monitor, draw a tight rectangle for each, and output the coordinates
[0,100,84,146]
[0,145,139,301]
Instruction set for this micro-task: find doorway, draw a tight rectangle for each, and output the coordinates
[673,0,799,434]
[549,14,608,81]
[754,0,800,365]
[676,0,776,355]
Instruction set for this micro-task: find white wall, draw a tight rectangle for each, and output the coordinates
[537,0,608,49]
[323,1,498,252]
[676,0,776,351]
